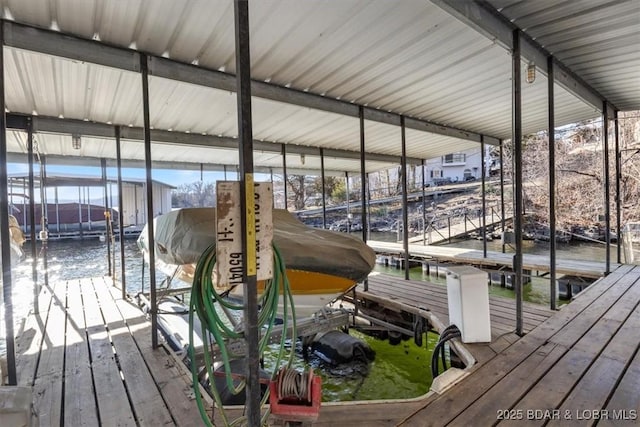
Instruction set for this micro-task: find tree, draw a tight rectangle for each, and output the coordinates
[172,181,216,208]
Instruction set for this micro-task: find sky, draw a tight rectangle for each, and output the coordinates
[7,162,273,203]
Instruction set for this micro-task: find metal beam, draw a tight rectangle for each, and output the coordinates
[401,117,410,280]
[140,54,158,349]
[603,102,611,274]
[320,147,327,229]
[0,19,17,386]
[115,126,127,299]
[7,113,423,166]
[3,20,141,72]
[359,107,368,244]
[614,110,621,264]
[27,118,38,312]
[512,30,524,336]
[548,57,557,311]
[3,20,498,145]
[234,1,261,423]
[434,0,609,112]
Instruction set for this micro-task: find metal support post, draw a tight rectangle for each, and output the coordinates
[548,56,557,310]
[421,160,426,245]
[320,148,327,229]
[401,117,410,280]
[512,29,524,336]
[234,2,260,424]
[101,158,112,276]
[500,140,506,253]
[359,106,367,244]
[115,126,127,297]
[481,137,487,257]
[603,102,611,274]
[140,54,158,348]
[0,20,17,385]
[282,144,288,210]
[614,110,621,263]
[27,118,38,300]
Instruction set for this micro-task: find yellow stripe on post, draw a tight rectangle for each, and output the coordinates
[245,173,257,276]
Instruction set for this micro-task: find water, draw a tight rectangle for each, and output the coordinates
[375,237,614,306]
[1,239,437,402]
[2,237,612,399]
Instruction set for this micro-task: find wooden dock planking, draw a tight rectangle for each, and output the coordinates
[64,279,99,427]
[105,283,209,427]
[13,265,640,427]
[368,240,617,278]
[362,274,554,338]
[15,281,56,386]
[396,264,640,427]
[32,279,67,427]
[80,278,137,427]
[601,349,640,426]
[91,277,174,426]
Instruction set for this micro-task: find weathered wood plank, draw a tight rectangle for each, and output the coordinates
[398,334,548,426]
[107,284,206,427]
[31,280,67,427]
[547,273,640,346]
[601,350,640,426]
[15,281,56,386]
[397,266,639,426]
[64,279,99,426]
[500,273,640,426]
[447,342,567,427]
[367,241,618,278]
[81,278,136,427]
[91,277,174,426]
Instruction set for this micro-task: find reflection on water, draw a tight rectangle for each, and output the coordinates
[1,239,149,356]
[377,237,616,306]
[1,236,615,399]
[1,239,437,402]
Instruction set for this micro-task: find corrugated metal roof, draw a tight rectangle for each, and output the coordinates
[2,0,637,173]
[488,0,640,111]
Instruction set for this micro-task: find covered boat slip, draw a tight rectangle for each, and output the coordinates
[13,266,638,426]
[397,264,640,427]
[15,275,208,427]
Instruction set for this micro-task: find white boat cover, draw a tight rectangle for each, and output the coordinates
[139,208,376,282]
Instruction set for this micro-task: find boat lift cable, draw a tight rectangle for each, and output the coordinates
[189,243,297,427]
[431,325,461,379]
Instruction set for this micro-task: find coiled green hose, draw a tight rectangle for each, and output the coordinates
[189,243,297,426]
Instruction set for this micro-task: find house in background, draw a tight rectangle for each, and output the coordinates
[423,146,490,186]
[8,173,174,238]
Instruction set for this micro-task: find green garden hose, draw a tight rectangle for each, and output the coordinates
[189,243,297,426]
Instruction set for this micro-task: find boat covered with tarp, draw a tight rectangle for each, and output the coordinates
[138,208,376,316]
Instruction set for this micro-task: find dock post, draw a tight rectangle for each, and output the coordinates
[401,116,410,280]
[359,106,368,291]
[614,109,621,263]
[0,20,18,385]
[140,54,158,349]
[602,102,611,275]
[27,118,38,306]
[512,29,524,336]
[234,2,262,423]
[481,136,487,257]
[320,147,326,229]
[548,56,558,310]
[115,126,127,298]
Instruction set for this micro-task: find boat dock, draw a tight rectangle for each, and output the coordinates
[15,276,208,427]
[398,263,640,426]
[10,265,640,425]
[368,240,616,279]
[407,212,511,245]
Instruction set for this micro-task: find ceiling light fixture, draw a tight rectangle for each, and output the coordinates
[526,61,536,84]
[72,134,81,150]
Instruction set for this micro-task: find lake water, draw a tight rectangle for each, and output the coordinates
[1,235,615,399]
[1,238,439,401]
